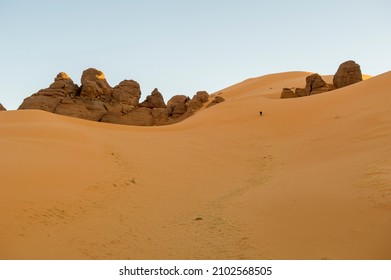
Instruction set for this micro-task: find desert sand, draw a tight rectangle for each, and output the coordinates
[0,71,390,259]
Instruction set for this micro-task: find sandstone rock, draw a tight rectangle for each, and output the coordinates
[187,91,210,111]
[28,73,78,98]
[99,111,122,124]
[17,69,207,126]
[194,91,209,103]
[295,88,307,97]
[305,73,335,95]
[123,108,155,125]
[305,73,326,95]
[280,88,297,98]
[112,80,141,106]
[206,95,225,108]
[151,108,169,125]
[167,95,190,118]
[18,72,79,111]
[0,103,6,111]
[19,95,62,112]
[139,88,166,109]
[102,107,154,126]
[333,60,363,89]
[80,68,112,100]
[55,99,108,121]
[50,72,79,97]
[289,74,334,98]
[187,96,203,111]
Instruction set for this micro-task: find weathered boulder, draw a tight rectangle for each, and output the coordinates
[139,88,166,109]
[305,74,326,94]
[333,60,363,88]
[187,91,210,112]
[305,73,333,95]
[281,88,297,98]
[0,103,6,111]
[206,95,225,108]
[112,80,141,106]
[80,68,112,100]
[167,95,190,118]
[194,91,209,103]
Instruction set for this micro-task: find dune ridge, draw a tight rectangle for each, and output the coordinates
[0,70,390,259]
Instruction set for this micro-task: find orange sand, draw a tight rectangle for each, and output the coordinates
[1,71,390,259]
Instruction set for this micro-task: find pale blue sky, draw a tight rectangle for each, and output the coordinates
[1,0,390,109]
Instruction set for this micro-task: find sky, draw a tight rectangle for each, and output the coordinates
[0,0,390,110]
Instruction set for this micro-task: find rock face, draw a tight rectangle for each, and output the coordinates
[18,69,218,126]
[0,103,6,111]
[333,60,363,89]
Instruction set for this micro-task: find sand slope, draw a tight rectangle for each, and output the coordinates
[1,71,390,259]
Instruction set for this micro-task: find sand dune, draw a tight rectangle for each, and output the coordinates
[1,71,390,259]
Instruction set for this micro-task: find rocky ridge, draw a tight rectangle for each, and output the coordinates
[18,68,223,126]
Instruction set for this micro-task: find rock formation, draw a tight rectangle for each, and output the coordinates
[167,95,190,118]
[304,73,334,95]
[281,61,362,99]
[19,72,79,112]
[139,88,166,109]
[281,73,333,99]
[206,95,225,108]
[80,68,112,101]
[187,91,210,112]
[333,60,362,88]
[112,80,141,107]
[281,88,297,98]
[0,103,6,111]
[18,68,219,126]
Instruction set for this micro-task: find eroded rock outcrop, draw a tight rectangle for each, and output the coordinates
[167,95,190,118]
[206,95,225,108]
[281,73,334,99]
[80,68,112,101]
[304,73,334,95]
[333,60,362,89]
[18,69,217,126]
[19,72,79,112]
[187,91,210,112]
[112,80,141,107]
[281,61,362,99]
[139,88,166,109]
[281,88,297,98]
